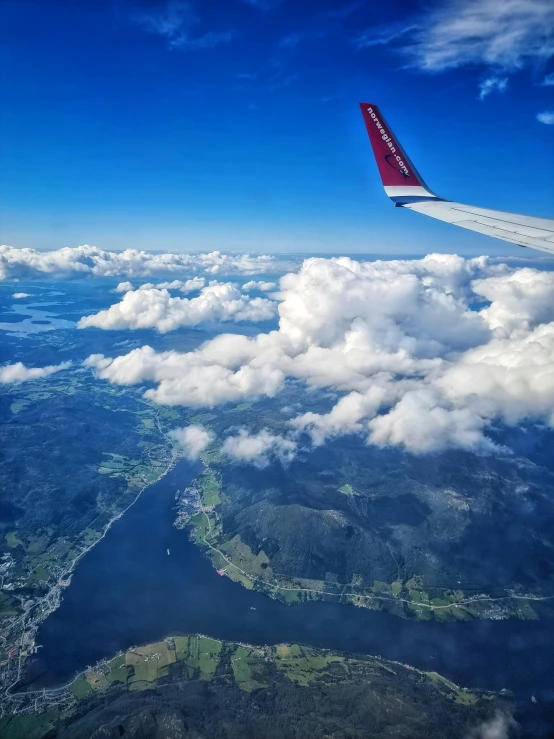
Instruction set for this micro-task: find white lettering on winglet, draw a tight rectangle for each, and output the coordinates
[367,106,411,176]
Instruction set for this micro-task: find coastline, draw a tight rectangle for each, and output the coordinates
[185,456,554,622]
[0,413,180,706]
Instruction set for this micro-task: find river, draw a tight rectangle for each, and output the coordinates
[25,459,554,735]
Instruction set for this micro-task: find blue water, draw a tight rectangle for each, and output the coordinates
[27,459,554,735]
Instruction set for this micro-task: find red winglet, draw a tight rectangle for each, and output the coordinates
[359,103,436,199]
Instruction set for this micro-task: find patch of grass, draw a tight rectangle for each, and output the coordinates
[0,710,58,739]
[338,483,357,496]
[174,636,190,660]
[276,645,291,658]
[391,580,402,596]
[190,412,217,423]
[10,400,31,415]
[372,580,392,595]
[107,666,129,686]
[278,588,302,603]
[25,534,50,555]
[129,641,176,669]
[129,679,150,691]
[5,531,22,548]
[108,654,125,670]
[86,671,107,691]
[274,644,344,686]
[198,653,220,680]
[219,535,272,579]
[231,647,259,690]
[199,470,221,507]
[129,658,158,684]
[71,678,93,699]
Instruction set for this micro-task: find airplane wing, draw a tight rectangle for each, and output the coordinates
[360,102,554,255]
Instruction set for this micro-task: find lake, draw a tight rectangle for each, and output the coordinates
[26,458,554,736]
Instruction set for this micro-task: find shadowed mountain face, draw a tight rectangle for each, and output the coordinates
[217,435,554,594]
[51,638,509,739]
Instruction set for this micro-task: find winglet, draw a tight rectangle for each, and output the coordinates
[359,103,439,204]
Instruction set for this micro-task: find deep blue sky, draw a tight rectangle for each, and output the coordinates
[1,0,553,254]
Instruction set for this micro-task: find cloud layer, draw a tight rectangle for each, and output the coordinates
[78,282,276,332]
[84,254,554,454]
[0,245,291,282]
[0,361,71,384]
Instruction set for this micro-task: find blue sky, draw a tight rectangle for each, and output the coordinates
[1,0,553,254]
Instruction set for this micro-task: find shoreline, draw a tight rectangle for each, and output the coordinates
[4,630,506,716]
[1,414,180,703]
[188,457,554,621]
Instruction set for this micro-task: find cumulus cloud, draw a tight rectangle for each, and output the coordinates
[12,292,30,299]
[114,277,206,295]
[114,282,134,293]
[78,282,276,332]
[537,110,554,124]
[169,425,214,459]
[222,429,297,468]
[0,245,291,283]
[242,280,277,292]
[159,277,206,292]
[84,344,285,407]
[83,254,554,454]
[0,361,71,384]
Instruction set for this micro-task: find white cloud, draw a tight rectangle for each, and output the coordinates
[115,277,206,294]
[78,282,276,332]
[114,282,134,293]
[368,389,497,454]
[403,0,554,72]
[242,280,277,292]
[12,292,30,299]
[541,71,554,85]
[159,277,206,292]
[478,76,508,100]
[537,110,554,124]
[169,425,214,459]
[83,345,285,407]
[466,711,518,739]
[472,267,554,335]
[0,361,71,384]
[355,22,418,50]
[0,245,291,283]
[83,254,554,454]
[131,0,235,51]
[222,429,296,467]
[358,0,554,97]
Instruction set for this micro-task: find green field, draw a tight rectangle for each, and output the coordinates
[2,633,511,739]
[198,469,221,507]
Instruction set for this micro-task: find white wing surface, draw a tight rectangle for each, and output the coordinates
[360,103,554,255]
